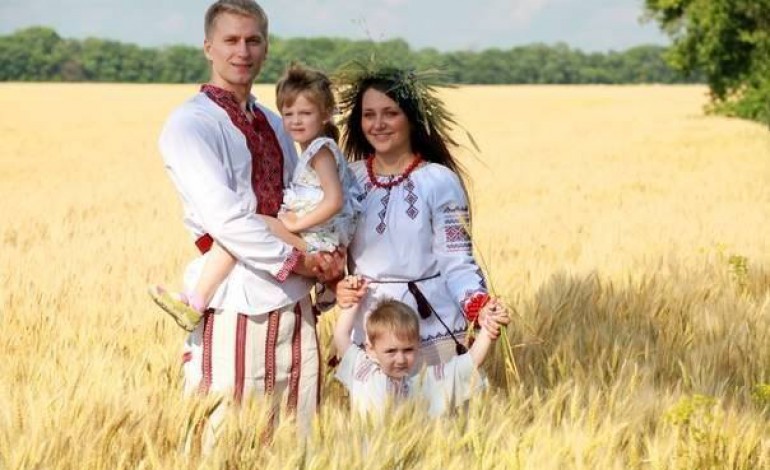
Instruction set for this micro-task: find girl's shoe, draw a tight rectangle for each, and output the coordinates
[148,285,203,332]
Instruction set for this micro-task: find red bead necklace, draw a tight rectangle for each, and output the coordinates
[366,154,423,189]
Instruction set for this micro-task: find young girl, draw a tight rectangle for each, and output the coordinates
[151,63,360,331]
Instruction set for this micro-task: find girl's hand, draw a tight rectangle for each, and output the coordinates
[479,299,510,340]
[278,211,300,232]
[336,275,367,308]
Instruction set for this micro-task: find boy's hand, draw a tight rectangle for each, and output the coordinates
[479,299,510,340]
[336,275,367,308]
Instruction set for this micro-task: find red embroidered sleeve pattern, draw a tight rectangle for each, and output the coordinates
[462,291,490,323]
[442,205,472,253]
[275,248,302,282]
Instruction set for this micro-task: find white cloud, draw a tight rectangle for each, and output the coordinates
[382,0,409,6]
[480,0,567,29]
[573,3,666,50]
[158,13,188,36]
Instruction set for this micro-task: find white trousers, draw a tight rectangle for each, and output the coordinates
[183,295,320,436]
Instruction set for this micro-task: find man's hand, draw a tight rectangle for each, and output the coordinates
[292,248,345,283]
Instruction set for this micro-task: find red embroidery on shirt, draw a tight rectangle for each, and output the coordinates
[201,85,284,217]
[432,363,446,381]
[354,353,376,382]
[276,248,302,282]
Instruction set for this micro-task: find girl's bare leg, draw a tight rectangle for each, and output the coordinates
[151,217,306,331]
[149,243,236,332]
[192,242,237,307]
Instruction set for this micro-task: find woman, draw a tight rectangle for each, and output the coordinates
[335,63,502,365]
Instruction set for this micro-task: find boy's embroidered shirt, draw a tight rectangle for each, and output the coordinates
[335,345,486,417]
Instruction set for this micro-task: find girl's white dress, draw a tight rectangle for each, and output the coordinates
[347,160,489,364]
[281,137,362,252]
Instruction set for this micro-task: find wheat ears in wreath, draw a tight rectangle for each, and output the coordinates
[334,59,479,152]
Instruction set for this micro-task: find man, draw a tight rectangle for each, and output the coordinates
[158,0,340,434]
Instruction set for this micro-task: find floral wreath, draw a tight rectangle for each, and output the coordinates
[334,58,478,150]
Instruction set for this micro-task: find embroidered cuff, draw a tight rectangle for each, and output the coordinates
[462,291,490,323]
[275,248,302,282]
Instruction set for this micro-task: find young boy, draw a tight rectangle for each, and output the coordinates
[333,277,511,417]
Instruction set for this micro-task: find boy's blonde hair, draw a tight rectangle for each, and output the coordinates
[204,0,268,38]
[366,300,420,346]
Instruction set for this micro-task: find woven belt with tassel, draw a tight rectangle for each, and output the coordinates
[368,273,468,355]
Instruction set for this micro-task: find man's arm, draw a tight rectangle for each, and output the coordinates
[160,110,297,280]
[259,215,308,251]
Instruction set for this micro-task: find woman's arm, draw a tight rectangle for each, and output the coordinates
[279,147,344,233]
[429,166,489,320]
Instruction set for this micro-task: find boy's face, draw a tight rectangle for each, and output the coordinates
[366,331,419,379]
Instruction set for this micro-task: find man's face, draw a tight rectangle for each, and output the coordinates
[366,331,419,379]
[204,12,267,93]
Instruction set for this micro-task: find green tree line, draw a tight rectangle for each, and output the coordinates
[645,0,770,126]
[0,26,701,85]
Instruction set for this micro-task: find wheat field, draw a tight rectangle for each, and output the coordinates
[1,83,770,469]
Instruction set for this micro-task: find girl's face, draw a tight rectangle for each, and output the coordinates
[281,92,328,150]
[361,88,412,159]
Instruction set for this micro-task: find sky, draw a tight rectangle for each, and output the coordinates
[0,0,669,52]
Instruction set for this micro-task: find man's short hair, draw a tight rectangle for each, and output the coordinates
[204,0,268,37]
[366,300,420,346]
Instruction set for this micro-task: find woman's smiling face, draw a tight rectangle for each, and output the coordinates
[361,88,412,158]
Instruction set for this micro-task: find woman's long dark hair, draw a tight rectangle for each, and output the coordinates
[341,77,469,189]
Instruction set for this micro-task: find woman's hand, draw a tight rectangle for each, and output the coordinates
[336,275,368,308]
